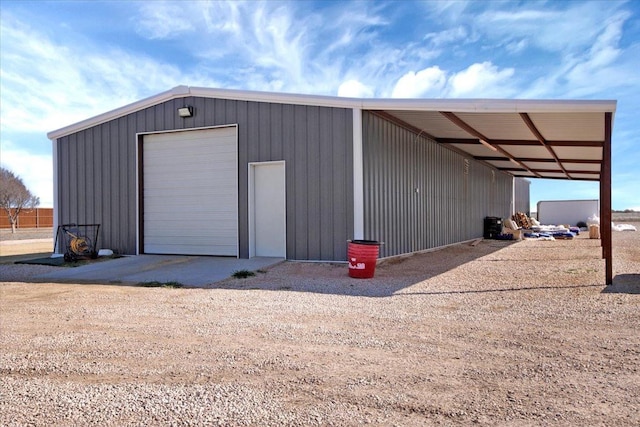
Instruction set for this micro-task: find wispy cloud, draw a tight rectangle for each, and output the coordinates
[135,1,195,39]
[475,2,618,53]
[130,1,401,96]
[0,16,188,133]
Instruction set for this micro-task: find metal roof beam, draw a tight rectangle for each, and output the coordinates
[475,156,601,164]
[373,111,437,140]
[436,138,482,144]
[440,112,542,178]
[546,140,603,147]
[530,168,599,174]
[498,170,600,182]
[519,113,571,179]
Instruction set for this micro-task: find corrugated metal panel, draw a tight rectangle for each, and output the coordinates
[455,113,534,140]
[55,97,353,260]
[528,112,605,141]
[514,178,531,216]
[362,112,513,258]
[386,110,471,139]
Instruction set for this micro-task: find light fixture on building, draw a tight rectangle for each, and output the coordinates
[177,106,194,118]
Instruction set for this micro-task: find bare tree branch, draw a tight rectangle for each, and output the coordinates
[0,167,40,233]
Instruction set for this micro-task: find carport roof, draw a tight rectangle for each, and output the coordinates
[48,85,616,182]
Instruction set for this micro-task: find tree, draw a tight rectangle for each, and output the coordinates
[0,167,40,233]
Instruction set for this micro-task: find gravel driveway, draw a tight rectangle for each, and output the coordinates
[1,225,638,425]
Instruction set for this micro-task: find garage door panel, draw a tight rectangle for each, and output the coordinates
[144,244,236,256]
[145,221,238,234]
[145,233,237,244]
[144,153,237,168]
[143,180,239,190]
[143,127,238,256]
[143,171,237,184]
[146,227,236,239]
[145,216,237,226]
[145,202,237,214]
[144,190,237,202]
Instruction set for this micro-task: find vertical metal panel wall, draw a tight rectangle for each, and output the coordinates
[362,112,512,258]
[55,97,353,260]
[514,178,531,216]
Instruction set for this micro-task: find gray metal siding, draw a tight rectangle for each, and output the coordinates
[362,112,513,258]
[514,178,531,216]
[55,97,353,260]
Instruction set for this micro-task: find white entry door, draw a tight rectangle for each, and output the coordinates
[250,162,286,258]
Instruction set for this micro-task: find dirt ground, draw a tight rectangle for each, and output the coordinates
[1,225,639,425]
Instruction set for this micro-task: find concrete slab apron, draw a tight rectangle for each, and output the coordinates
[34,255,284,287]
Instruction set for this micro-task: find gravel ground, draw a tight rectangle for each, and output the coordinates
[0,228,54,260]
[1,225,638,426]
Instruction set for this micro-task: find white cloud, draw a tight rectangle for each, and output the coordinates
[0,140,53,207]
[563,12,629,94]
[505,39,528,54]
[391,66,447,98]
[476,3,610,53]
[419,0,471,23]
[446,62,515,98]
[135,1,194,39]
[424,26,468,47]
[338,80,374,98]
[129,0,398,97]
[519,10,637,99]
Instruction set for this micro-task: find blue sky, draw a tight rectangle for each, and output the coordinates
[1,0,639,211]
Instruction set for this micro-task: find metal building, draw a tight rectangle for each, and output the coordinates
[48,86,616,283]
[514,178,531,216]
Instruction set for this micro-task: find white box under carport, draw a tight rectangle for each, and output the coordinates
[536,199,599,226]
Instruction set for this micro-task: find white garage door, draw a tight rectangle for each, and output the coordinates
[143,127,238,256]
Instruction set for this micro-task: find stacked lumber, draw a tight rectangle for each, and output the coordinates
[512,212,531,229]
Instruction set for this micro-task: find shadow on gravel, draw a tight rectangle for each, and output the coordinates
[396,283,603,296]
[215,240,527,297]
[602,274,640,294]
[0,252,53,264]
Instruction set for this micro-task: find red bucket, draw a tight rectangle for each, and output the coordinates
[348,240,380,279]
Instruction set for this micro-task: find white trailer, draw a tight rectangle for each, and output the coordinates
[536,199,600,226]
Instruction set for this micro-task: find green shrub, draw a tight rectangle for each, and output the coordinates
[232,270,256,279]
[137,281,184,288]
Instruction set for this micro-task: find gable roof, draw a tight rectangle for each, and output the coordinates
[48,85,616,182]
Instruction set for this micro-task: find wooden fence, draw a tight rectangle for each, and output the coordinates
[0,208,54,229]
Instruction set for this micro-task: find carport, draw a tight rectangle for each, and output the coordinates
[362,99,616,285]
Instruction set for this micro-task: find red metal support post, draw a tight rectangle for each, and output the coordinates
[602,112,613,286]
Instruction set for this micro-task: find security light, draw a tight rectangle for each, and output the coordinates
[177,106,193,118]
